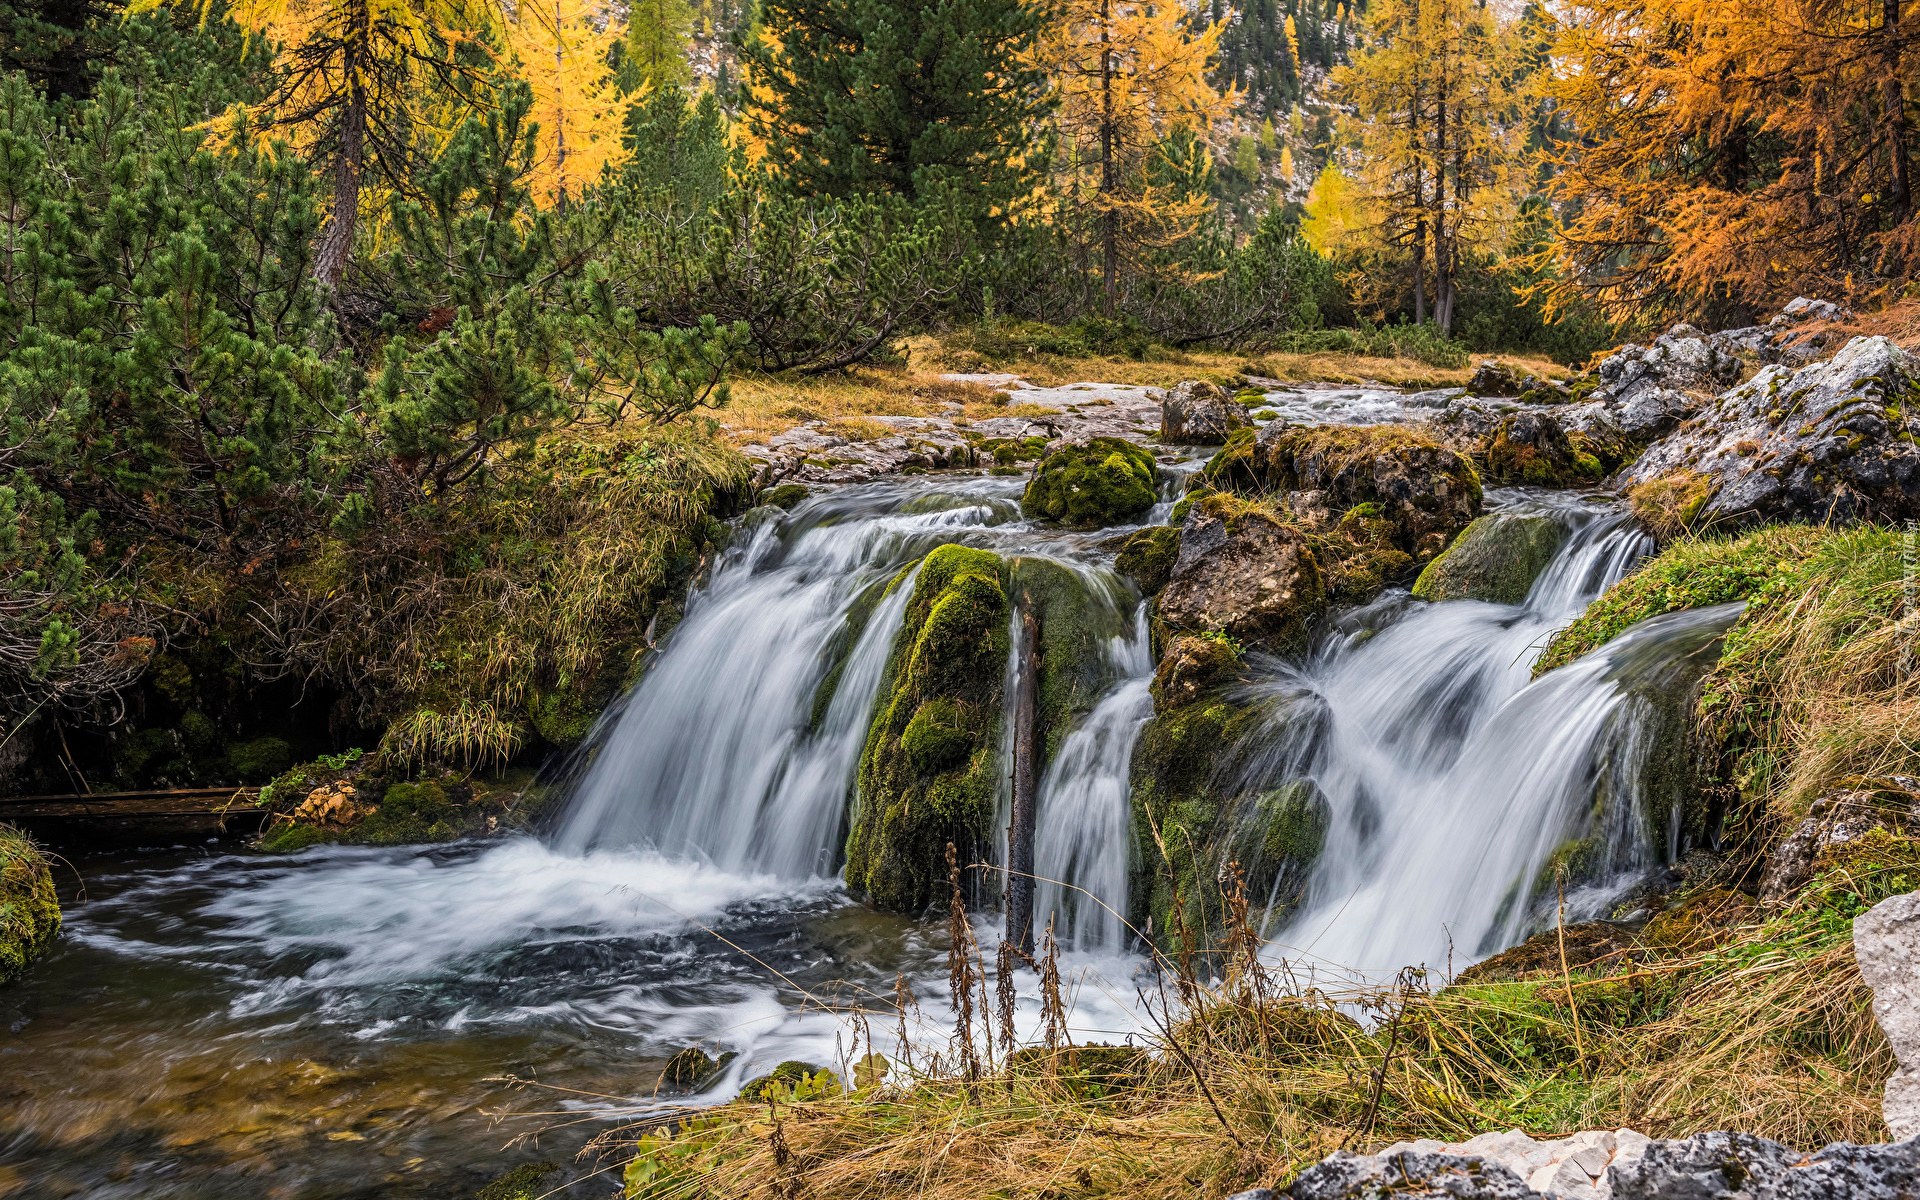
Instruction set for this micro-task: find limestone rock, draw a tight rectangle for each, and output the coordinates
[1157,496,1326,652]
[1758,779,1920,900]
[1249,423,1482,561]
[1469,360,1528,397]
[1285,1149,1541,1199]
[1623,336,1920,530]
[1855,891,1920,1140]
[1481,411,1604,488]
[1609,1130,1920,1199]
[1161,379,1253,444]
[1150,634,1243,709]
[1113,526,1181,594]
[1412,513,1570,605]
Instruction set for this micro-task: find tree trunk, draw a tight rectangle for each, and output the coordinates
[1100,0,1117,318]
[555,0,570,215]
[1004,606,1040,960]
[1433,75,1450,336]
[1412,72,1426,324]
[1888,0,1911,217]
[312,72,366,286]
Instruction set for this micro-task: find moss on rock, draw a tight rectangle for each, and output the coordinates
[0,824,60,986]
[1114,526,1181,595]
[1412,513,1571,605]
[1021,437,1158,528]
[1481,412,1604,488]
[846,545,1010,912]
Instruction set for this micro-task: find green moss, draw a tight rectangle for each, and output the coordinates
[1413,514,1570,605]
[1016,557,1132,762]
[1021,437,1158,528]
[525,688,601,748]
[1114,526,1180,595]
[759,483,809,510]
[260,822,333,853]
[738,1061,840,1103]
[1535,526,1824,675]
[846,546,1010,912]
[477,1161,560,1200]
[226,735,292,781]
[1482,416,1603,488]
[0,825,61,987]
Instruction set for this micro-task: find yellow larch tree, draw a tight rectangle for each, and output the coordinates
[506,0,627,208]
[1331,0,1529,333]
[1540,0,1917,317]
[1034,0,1232,313]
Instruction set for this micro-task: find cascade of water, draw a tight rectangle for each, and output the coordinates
[1031,603,1155,951]
[554,488,1003,874]
[1238,494,1711,978]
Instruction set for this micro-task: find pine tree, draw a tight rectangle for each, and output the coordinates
[742,0,1050,224]
[625,0,692,90]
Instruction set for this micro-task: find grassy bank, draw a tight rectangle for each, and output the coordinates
[0,826,60,987]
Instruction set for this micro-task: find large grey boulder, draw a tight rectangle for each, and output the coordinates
[1282,1129,1920,1199]
[1623,336,1920,529]
[1412,513,1570,605]
[1161,379,1252,444]
[1856,891,1920,1141]
[1158,495,1326,651]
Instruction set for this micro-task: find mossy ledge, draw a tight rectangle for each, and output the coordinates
[846,545,1011,913]
[1,825,61,986]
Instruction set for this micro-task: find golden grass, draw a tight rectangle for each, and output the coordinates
[571,866,1893,1200]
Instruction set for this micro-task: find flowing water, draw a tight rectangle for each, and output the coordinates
[4,397,1746,1197]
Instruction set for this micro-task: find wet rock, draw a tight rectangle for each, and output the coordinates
[1623,336,1920,530]
[1151,634,1244,709]
[1161,379,1252,444]
[1855,891,1920,1139]
[760,483,809,510]
[1157,495,1327,652]
[1413,513,1570,605]
[1481,412,1604,488]
[1021,437,1159,528]
[738,1060,839,1102]
[1610,1130,1920,1199]
[658,1046,738,1091]
[1114,525,1181,594]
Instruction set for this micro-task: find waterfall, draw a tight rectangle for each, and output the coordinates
[1237,495,1740,978]
[554,486,1007,875]
[1031,603,1155,951]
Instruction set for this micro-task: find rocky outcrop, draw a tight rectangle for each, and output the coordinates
[1759,778,1920,901]
[1855,891,1920,1140]
[1113,526,1180,594]
[1622,336,1920,531]
[1468,361,1567,401]
[1161,379,1252,444]
[1157,495,1327,652]
[1221,422,1482,562]
[845,546,1009,912]
[1021,437,1159,528]
[1150,634,1244,709]
[1276,1129,1920,1200]
[1481,411,1604,488]
[1413,513,1569,605]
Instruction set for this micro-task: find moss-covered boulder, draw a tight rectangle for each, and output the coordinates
[1480,411,1603,487]
[1207,423,1482,564]
[1160,380,1252,444]
[1412,513,1570,605]
[1113,526,1180,595]
[256,752,551,852]
[1,825,60,986]
[846,545,1010,912]
[1151,634,1244,709]
[1021,437,1158,528]
[1157,494,1326,653]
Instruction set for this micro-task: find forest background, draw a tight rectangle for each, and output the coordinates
[0,0,1915,789]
